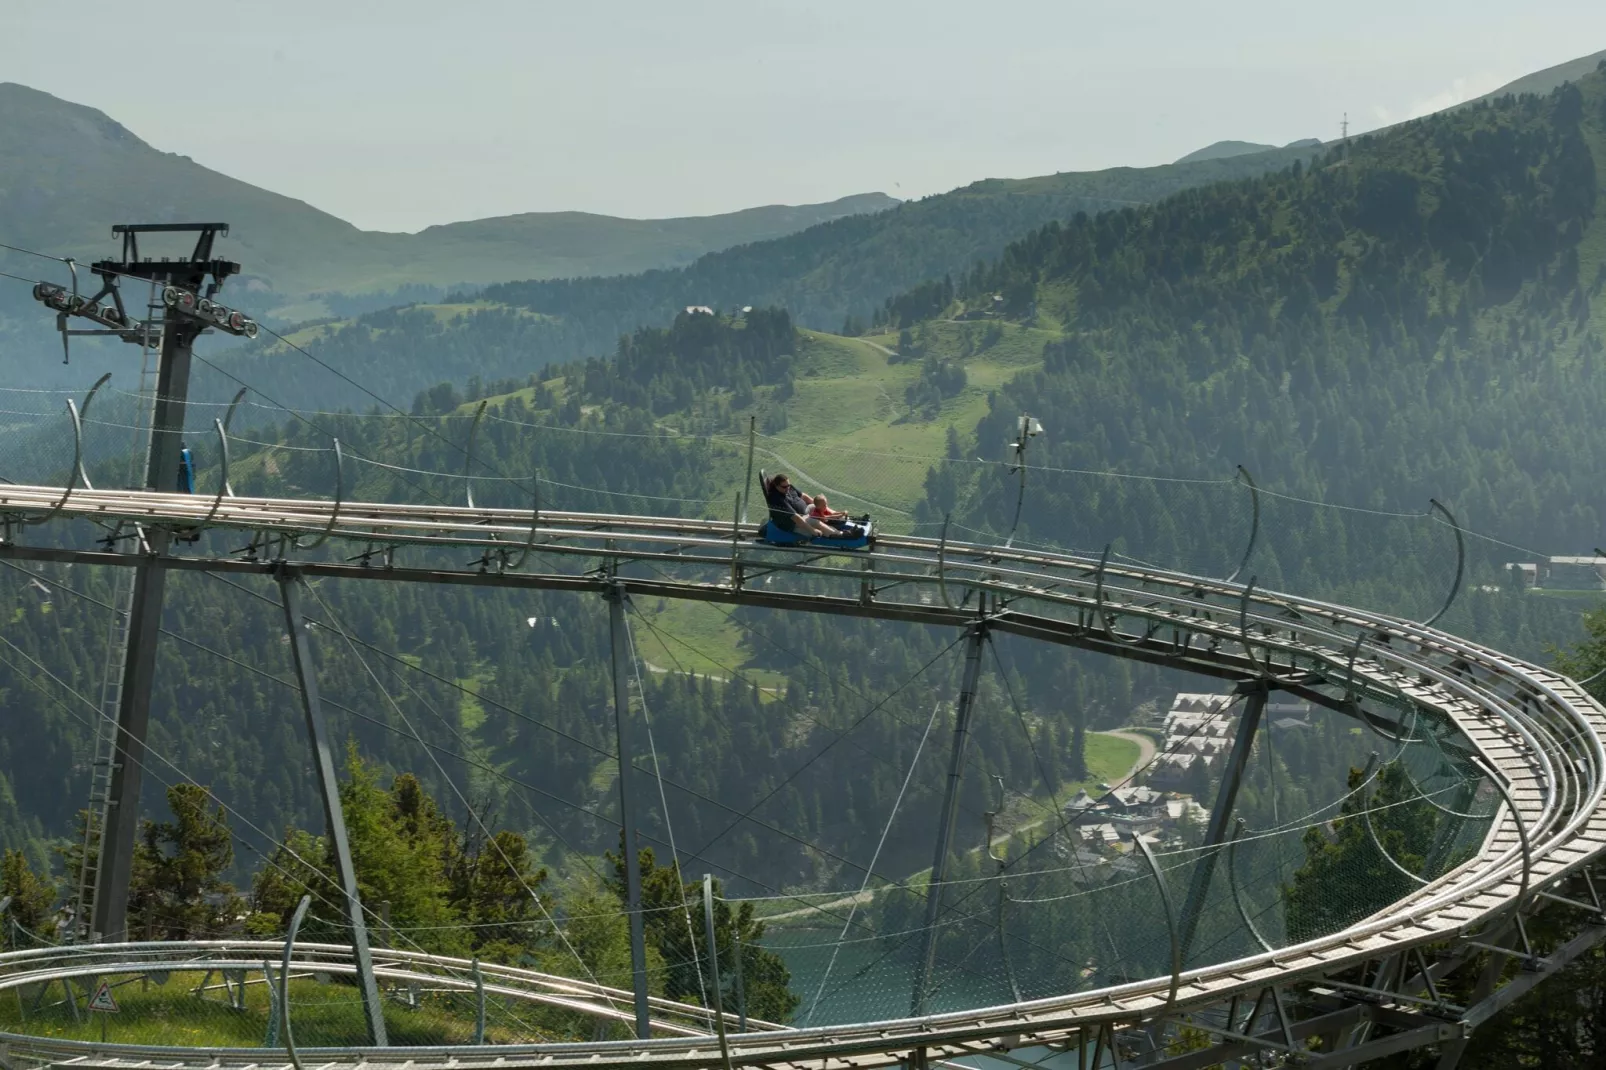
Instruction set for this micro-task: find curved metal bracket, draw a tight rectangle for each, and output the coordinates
[937,515,954,609]
[1225,819,1273,953]
[29,373,109,526]
[76,372,111,492]
[302,438,345,550]
[1130,832,1180,1006]
[1238,576,1274,678]
[1357,752,1429,888]
[1089,545,1155,648]
[220,387,248,497]
[463,399,488,509]
[1093,543,1112,635]
[1002,412,1032,549]
[1421,499,1465,628]
[280,894,310,1070]
[1225,465,1260,584]
[505,475,541,572]
[195,416,235,533]
[1574,662,1606,691]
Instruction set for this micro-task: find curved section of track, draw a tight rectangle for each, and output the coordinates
[2,483,1604,1069]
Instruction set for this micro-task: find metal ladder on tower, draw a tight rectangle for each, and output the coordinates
[70,286,165,942]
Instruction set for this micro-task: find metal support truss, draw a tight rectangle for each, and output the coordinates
[608,581,652,1038]
[912,610,989,1017]
[275,568,388,1046]
[1177,681,1270,961]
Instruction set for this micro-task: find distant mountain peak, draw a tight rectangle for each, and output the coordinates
[1464,48,1606,106]
[1174,140,1277,164]
[0,81,148,150]
[1174,138,1322,165]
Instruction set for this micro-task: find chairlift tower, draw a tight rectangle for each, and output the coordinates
[32,224,246,942]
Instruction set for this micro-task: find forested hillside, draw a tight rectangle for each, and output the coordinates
[186,142,1329,416]
[907,67,1606,615]
[11,68,1606,865]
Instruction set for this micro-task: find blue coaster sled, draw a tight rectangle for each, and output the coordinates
[757,519,874,550]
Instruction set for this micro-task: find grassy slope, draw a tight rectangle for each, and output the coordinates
[1465,49,1606,105]
[0,969,518,1046]
[483,318,1057,714]
[411,314,1054,718]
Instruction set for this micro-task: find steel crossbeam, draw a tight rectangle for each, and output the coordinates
[0,483,1604,1069]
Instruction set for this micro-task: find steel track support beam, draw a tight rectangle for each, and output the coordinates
[275,568,388,1046]
[912,613,989,1018]
[1177,682,1270,963]
[1433,925,1519,1070]
[608,581,652,1039]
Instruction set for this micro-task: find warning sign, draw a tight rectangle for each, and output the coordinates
[87,980,120,1013]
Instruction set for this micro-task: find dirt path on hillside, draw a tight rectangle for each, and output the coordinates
[1104,729,1158,781]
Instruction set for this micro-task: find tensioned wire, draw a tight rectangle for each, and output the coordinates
[624,615,1127,997]
[623,611,979,873]
[202,571,933,928]
[928,699,1264,1003]
[985,633,1125,957]
[794,691,1281,1008]
[0,575,566,1036]
[790,692,1264,1010]
[802,692,946,1025]
[624,592,1451,882]
[0,604,1496,1025]
[1,342,1576,581]
[0,247,1589,565]
[23,552,621,820]
[0,555,648,1022]
[621,597,709,1005]
[198,568,961,936]
[626,596,1022,835]
[0,597,544,1040]
[299,579,614,1009]
[615,610,1017,921]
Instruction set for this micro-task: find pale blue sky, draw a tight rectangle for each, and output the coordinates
[6,1,1604,232]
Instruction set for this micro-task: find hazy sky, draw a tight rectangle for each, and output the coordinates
[6,2,1604,233]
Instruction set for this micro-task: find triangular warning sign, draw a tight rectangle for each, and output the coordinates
[87,980,119,1013]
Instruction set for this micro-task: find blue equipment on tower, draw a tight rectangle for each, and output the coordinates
[177,445,195,494]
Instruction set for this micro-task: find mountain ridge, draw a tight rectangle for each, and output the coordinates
[0,81,897,308]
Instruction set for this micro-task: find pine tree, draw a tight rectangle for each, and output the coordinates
[1,847,56,941]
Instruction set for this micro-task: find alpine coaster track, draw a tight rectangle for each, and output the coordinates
[2,482,1605,1070]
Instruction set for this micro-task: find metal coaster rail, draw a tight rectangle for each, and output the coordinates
[1,481,1604,1069]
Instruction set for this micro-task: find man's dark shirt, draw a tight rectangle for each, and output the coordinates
[765,483,809,530]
